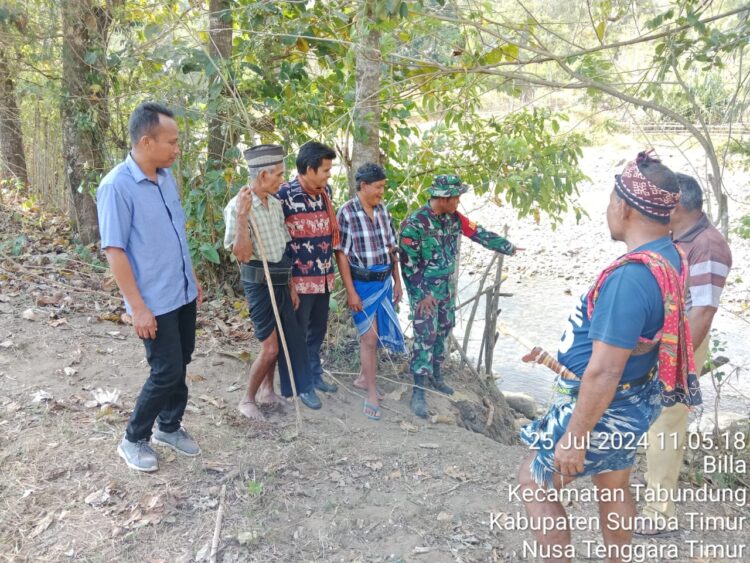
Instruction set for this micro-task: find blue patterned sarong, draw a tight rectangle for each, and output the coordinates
[352,264,405,354]
[520,373,662,488]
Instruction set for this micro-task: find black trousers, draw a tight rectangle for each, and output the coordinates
[293,292,330,384]
[125,300,196,442]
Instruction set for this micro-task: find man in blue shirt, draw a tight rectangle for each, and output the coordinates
[97,102,202,472]
[517,152,697,560]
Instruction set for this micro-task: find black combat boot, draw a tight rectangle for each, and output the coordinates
[430,363,454,395]
[410,375,428,418]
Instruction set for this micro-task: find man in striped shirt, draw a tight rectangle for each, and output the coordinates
[638,173,732,534]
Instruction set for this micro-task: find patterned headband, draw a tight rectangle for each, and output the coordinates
[614,153,679,219]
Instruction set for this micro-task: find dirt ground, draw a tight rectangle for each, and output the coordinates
[1,154,748,563]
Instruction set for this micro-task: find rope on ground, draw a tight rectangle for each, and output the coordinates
[328,294,497,413]
[323,369,411,418]
[325,368,480,405]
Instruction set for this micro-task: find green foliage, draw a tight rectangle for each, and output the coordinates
[708,332,729,382]
[0,234,28,257]
[735,214,750,240]
[73,244,108,270]
[659,71,743,123]
[727,138,750,170]
[645,0,750,114]
[726,140,750,240]
[8,0,648,281]
[246,479,264,496]
[384,109,588,227]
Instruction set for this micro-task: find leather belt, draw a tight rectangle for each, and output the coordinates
[240,258,292,286]
[350,264,391,282]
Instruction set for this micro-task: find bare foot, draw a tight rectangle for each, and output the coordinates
[354,378,385,399]
[257,392,290,411]
[238,399,266,421]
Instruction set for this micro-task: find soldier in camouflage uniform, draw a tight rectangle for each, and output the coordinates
[399,174,520,417]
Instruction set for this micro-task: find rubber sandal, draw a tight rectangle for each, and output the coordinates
[633,517,679,537]
[363,400,381,421]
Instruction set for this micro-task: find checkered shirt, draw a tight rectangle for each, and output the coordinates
[223,191,290,263]
[335,196,396,269]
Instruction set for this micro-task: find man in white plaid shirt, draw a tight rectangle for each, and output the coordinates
[224,144,322,420]
[335,163,405,421]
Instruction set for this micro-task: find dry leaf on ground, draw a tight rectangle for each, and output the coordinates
[444,466,468,481]
[35,292,64,306]
[219,350,253,363]
[399,421,419,433]
[197,395,225,409]
[384,386,405,401]
[29,512,55,539]
[22,308,37,321]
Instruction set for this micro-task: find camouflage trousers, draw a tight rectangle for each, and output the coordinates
[409,291,456,381]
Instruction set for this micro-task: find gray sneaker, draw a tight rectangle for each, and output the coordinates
[118,436,159,472]
[152,427,201,457]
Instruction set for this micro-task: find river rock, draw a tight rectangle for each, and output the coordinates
[514,417,531,431]
[502,391,537,419]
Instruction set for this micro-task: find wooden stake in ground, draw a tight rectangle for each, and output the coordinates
[209,484,227,563]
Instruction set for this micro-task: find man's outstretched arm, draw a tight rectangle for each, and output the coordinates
[457,212,517,255]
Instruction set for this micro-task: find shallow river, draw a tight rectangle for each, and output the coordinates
[452,274,749,429]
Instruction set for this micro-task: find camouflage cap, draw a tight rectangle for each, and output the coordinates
[426,174,470,197]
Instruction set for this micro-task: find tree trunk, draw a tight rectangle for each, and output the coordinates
[349,0,382,197]
[61,1,114,244]
[0,49,28,186]
[206,0,234,168]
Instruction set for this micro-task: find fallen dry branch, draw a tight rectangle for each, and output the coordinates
[209,484,227,563]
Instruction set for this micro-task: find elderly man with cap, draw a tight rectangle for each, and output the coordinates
[223,144,321,421]
[517,152,700,561]
[399,174,520,418]
[334,163,405,421]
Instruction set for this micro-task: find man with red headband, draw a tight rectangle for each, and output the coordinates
[517,152,699,561]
